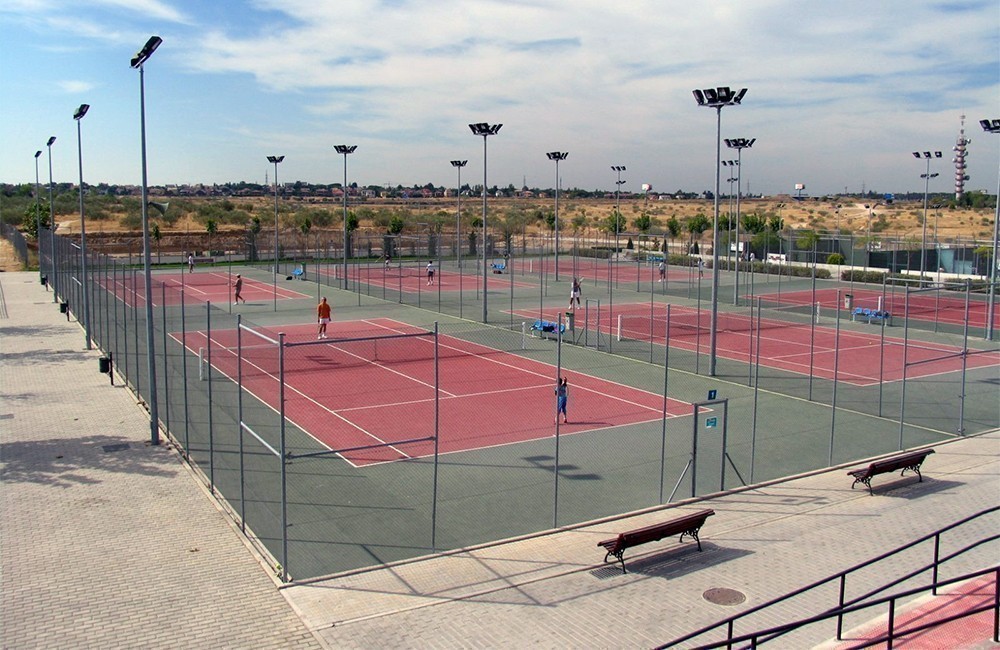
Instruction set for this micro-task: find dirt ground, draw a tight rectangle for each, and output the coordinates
[0,238,25,272]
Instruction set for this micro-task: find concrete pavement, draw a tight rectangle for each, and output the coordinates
[2,271,997,649]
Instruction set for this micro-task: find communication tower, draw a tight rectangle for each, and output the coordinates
[953,115,971,200]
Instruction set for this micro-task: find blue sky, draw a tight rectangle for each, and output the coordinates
[2,0,998,196]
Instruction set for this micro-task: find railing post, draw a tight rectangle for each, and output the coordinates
[932,533,941,595]
[887,597,896,650]
[837,574,847,639]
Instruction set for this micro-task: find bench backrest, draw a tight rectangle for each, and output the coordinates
[867,450,933,474]
[617,509,715,548]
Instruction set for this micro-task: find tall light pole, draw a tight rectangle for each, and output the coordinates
[863,202,882,271]
[469,122,502,323]
[611,165,626,259]
[267,155,284,308]
[73,103,92,350]
[693,85,748,376]
[721,160,738,273]
[547,152,568,281]
[131,35,163,446]
[450,160,467,269]
[912,150,942,279]
[980,118,1000,340]
[46,136,57,302]
[334,145,357,290]
[726,137,755,305]
[33,150,42,282]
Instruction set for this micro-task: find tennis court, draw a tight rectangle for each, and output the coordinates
[761,287,998,329]
[174,317,693,466]
[104,271,309,307]
[519,303,1000,386]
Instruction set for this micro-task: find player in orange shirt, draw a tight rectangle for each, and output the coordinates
[317,297,331,339]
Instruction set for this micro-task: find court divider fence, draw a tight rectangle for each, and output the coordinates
[43,228,999,581]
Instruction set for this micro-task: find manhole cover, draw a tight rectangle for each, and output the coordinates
[703,587,746,606]
[102,443,130,453]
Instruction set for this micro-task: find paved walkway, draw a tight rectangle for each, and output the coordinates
[2,271,998,649]
[1,273,324,649]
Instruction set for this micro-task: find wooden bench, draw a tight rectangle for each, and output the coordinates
[597,509,714,574]
[848,449,935,495]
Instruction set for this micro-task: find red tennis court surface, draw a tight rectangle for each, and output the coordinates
[517,304,1000,386]
[105,271,309,306]
[315,265,535,293]
[760,287,998,329]
[175,318,693,466]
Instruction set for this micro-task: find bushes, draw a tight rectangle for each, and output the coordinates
[841,269,889,284]
[827,253,845,265]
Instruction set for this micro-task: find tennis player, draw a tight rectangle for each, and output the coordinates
[233,274,245,304]
[569,278,581,309]
[426,260,435,285]
[317,297,331,339]
[554,377,569,424]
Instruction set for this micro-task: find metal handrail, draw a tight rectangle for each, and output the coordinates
[690,566,999,650]
[660,505,999,649]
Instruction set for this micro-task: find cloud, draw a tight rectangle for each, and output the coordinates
[56,80,97,93]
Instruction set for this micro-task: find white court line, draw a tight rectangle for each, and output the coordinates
[336,382,551,414]
[179,330,408,467]
[358,318,680,417]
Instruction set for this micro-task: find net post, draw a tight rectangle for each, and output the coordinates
[616,313,623,341]
[521,321,526,349]
[279,331,289,582]
[198,346,205,381]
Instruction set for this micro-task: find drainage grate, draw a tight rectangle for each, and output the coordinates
[101,443,130,453]
[703,587,746,606]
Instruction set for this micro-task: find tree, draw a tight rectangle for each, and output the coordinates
[602,209,626,235]
[21,200,50,239]
[973,245,992,277]
[665,216,681,254]
[686,213,711,252]
[741,212,767,234]
[205,218,217,253]
[633,212,652,234]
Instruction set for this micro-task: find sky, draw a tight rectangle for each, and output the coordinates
[1,0,998,197]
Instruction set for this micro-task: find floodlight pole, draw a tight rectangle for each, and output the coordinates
[693,85,747,376]
[46,137,57,302]
[980,119,1000,340]
[34,150,42,282]
[722,160,738,277]
[612,165,626,267]
[267,155,284,310]
[132,35,163,445]
[335,145,357,290]
[74,103,92,350]
[469,123,502,323]
[451,160,467,270]
[726,137,755,305]
[547,152,568,281]
[913,151,941,279]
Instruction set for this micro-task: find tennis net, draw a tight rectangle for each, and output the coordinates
[617,303,819,342]
[202,329,518,379]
